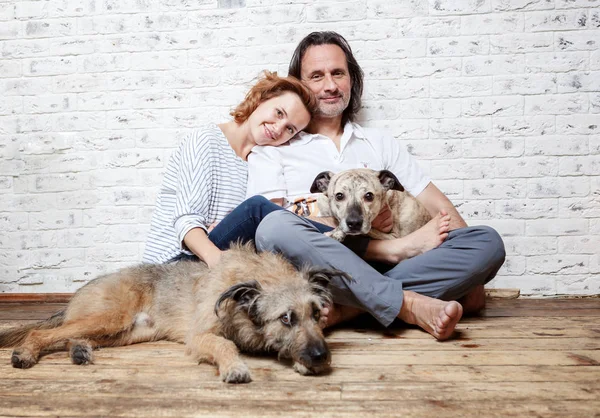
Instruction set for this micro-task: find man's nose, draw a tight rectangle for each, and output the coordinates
[323,73,338,92]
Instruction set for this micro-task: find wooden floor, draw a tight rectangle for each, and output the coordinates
[0,298,599,418]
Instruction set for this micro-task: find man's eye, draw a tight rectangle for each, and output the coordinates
[280,313,291,326]
[311,74,323,81]
[364,192,374,202]
[335,193,344,201]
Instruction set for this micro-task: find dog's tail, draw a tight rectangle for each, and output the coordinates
[0,309,65,348]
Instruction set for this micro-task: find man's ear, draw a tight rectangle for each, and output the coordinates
[214,280,262,319]
[310,171,334,194]
[378,170,404,192]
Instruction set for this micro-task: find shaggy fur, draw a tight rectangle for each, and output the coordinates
[0,244,348,383]
[311,168,432,241]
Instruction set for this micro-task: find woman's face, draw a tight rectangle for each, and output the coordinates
[248,91,311,147]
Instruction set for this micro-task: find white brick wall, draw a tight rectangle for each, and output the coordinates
[1,0,598,296]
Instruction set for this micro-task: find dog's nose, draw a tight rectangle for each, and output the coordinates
[346,217,362,232]
[309,345,329,364]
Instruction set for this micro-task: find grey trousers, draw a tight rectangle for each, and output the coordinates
[255,210,506,327]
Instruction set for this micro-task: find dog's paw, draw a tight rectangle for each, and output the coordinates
[11,348,37,369]
[329,230,345,242]
[70,344,94,365]
[221,362,252,384]
[293,362,314,375]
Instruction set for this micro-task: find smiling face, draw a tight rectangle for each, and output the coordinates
[300,44,352,120]
[248,91,311,147]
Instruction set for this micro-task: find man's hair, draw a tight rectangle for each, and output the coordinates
[231,71,318,124]
[288,31,364,126]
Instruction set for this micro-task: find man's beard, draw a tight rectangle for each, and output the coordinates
[316,93,350,118]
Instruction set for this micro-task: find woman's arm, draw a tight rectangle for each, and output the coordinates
[183,228,222,268]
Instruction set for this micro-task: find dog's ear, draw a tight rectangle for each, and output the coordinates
[310,171,334,194]
[215,280,262,318]
[378,170,404,192]
[306,267,353,298]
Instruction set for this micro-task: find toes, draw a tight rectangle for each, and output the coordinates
[221,362,252,384]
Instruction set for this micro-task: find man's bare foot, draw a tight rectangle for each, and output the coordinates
[320,303,363,329]
[385,211,450,264]
[398,290,463,341]
[458,284,486,315]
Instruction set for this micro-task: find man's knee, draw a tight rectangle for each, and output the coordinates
[473,225,506,269]
[255,210,299,252]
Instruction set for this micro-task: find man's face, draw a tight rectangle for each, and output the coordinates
[300,44,351,119]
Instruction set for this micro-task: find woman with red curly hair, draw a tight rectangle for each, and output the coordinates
[143,72,317,267]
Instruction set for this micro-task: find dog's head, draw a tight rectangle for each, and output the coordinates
[310,168,404,235]
[215,262,351,375]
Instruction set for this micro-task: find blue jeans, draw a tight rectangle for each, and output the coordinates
[208,195,332,250]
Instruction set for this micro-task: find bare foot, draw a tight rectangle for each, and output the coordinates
[385,211,450,263]
[459,285,486,315]
[320,303,363,329]
[398,290,463,341]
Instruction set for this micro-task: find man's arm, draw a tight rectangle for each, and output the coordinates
[416,182,467,230]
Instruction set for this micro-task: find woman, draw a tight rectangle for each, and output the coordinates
[143,72,317,267]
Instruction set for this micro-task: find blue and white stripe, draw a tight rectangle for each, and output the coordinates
[143,124,248,264]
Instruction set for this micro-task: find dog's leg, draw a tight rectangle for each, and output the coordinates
[11,313,136,369]
[67,339,95,365]
[328,228,346,242]
[186,332,251,384]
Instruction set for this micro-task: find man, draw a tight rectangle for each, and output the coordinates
[247,32,505,340]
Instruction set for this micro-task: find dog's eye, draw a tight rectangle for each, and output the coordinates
[280,313,292,326]
[335,193,344,201]
[364,192,374,202]
[313,309,320,321]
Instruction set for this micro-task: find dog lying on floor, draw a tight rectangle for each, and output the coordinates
[0,244,350,383]
[310,168,432,242]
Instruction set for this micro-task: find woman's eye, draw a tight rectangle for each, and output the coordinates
[276,109,283,117]
[364,192,374,202]
[287,127,294,134]
[280,313,291,326]
[335,193,344,201]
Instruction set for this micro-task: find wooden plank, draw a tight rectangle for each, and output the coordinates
[0,294,72,303]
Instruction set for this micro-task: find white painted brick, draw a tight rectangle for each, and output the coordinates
[50,112,106,132]
[559,155,600,176]
[0,61,22,78]
[27,248,86,269]
[0,159,25,177]
[398,16,459,38]
[363,119,429,140]
[188,8,247,29]
[592,50,600,70]
[164,69,220,89]
[105,110,163,130]
[83,207,139,227]
[132,90,190,109]
[454,200,495,219]
[78,53,130,73]
[465,179,527,199]
[430,117,491,138]
[556,0,599,9]
[559,236,600,254]
[592,93,600,113]
[405,139,461,159]
[527,255,588,274]
[471,219,525,237]
[525,135,589,156]
[431,76,492,98]
[428,36,489,57]
[557,30,600,51]
[0,176,12,193]
[463,55,524,76]
[461,12,523,35]
[0,96,22,115]
[97,0,153,14]
[557,114,600,135]
[493,116,555,137]
[433,179,464,199]
[430,0,492,15]
[0,3,15,21]
[489,275,556,295]
[368,0,427,19]
[98,150,163,170]
[560,195,600,218]
[498,256,527,275]
[526,219,588,236]
[590,255,600,275]
[496,198,558,219]
[0,114,51,134]
[0,21,21,40]
[163,107,227,128]
[503,236,558,256]
[25,18,76,38]
[16,133,74,155]
[47,36,95,56]
[591,219,600,235]
[28,173,90,193]
[30,210,82,230]
[129,51,187,71]
[525,93,589,115]
[23,94,75,114]
[557,71,600,93]
[528,177,590,198]
[525,9,589,32]
[591,135,600,154]
[493,0,554,12]
[494,156,558,178]
[364,79,428,100]
[51,74,106,93]
[462,137,524,157]
[77,91,132,111]
[21,153,96,175]
[430,159,495,180]
[357,39,427,60]
[56,191,101,209]
[101,187,157,206]
[307,1,365,22]
[0,212,28,232]
[103,72,162,92]
[556,274,600,295]
[494,74,557,95]
[219,27,278,48]
[86,243,139,263]
[134,129,183,149]
[0,39,50,59]
[462,96,523,117]
[490,32,553,54]
[362,58,461,79]
[93,224,149,244]
[525,52,588,73]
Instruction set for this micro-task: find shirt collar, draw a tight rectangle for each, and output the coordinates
[288,121,366,147]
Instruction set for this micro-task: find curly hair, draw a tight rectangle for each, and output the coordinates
[288,31,364,126]
[230,71,318,124]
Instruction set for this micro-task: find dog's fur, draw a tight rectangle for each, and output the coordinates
[0,244,349,383]
[310,168,432,242]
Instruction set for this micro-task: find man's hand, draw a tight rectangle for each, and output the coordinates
[371,204,393,233]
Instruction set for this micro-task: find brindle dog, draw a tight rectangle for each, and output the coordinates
[0,244,350,383]
[311,168,432,242]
